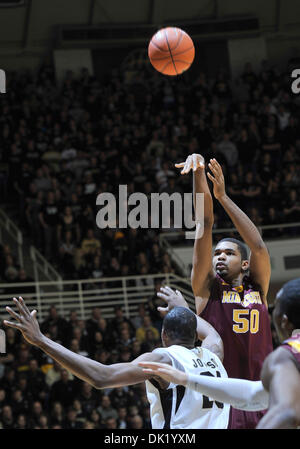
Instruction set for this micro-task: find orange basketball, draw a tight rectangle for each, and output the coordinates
[148,27,195,76]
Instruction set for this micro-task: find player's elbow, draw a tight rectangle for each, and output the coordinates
[89,366,112,389]
[252,240,267,253]
[203,216,214,228]
[93,376,110,389]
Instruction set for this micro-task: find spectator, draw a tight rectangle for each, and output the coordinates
[38,190,60,262]
[117,406,128,429]
[49,369,78,408]
[26,358,48,402]
[70,327,90,356]
[86,307,102,339]
[96,395,118,422]
[89,331,106,357]
[38,414,49,429]
[9,388,28,417]
[57,206,80,244]
[109,387,130,410]
[240,171,262,211]
[89,409,102,429]
[1,404,15,429]
[72,398,85,425]
[29,400,44,428]
[104,416,117,429]
[141,328,160,352]
[65,310,80,343]
[40,305,69,346]
[129,414,144,429]
[216,132,239,169]
[50,401,65,427]
[77,382,98,416]
[283,189,300,231]
[45,361,73,388]
[16,375,33,405]
[131,303,148,330]
[75,228,101,269]
[0,388,7,415]
[15,413,28,429]
[82,420,95,429]
[135,315,160,343]
[58,231,76,278]
[63,407,83,429]
[156,161,176,191]
[117,324,135,348]
[261,126,281,157]
[110,306,135,338]
[236,128,257,169]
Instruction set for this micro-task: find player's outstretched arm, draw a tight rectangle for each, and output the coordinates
[4,297,169,389]
[257,347,300,429]
[139,361,269,412]
[175,154,214,314]
[157,286,224,361]
[207,159,271,303]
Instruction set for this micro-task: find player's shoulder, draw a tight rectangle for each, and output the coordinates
[150,347,173,364]
[263,345,295,368]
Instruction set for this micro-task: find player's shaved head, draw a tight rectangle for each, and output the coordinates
[162,307,197,345]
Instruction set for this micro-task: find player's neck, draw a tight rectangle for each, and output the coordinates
[222,274,244,288]
[168,340,194,349]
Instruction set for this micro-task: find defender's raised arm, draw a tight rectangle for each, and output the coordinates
[4,297,169,390]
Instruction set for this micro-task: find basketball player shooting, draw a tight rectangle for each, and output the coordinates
[4,300,229,429]
[174,154,273,429]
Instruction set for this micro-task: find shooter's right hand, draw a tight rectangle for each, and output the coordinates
[175,153,205,175]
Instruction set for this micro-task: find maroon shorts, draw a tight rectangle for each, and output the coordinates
[228,407,267,429]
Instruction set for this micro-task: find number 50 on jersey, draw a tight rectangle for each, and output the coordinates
[233,309,259,334]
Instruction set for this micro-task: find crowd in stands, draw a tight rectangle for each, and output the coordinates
[0,58,300,280]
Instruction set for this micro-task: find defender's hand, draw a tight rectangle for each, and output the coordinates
[207,158,226,200]
[157,286,189,316]
[138,361,188,386]
[175,154,205,175]
[4,297,43,346]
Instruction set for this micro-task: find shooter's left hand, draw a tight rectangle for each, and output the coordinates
[207,158,226,200]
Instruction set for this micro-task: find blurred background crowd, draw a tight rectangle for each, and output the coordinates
[0,59,299,283]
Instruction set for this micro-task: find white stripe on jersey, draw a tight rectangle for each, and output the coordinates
[145,345,230,429]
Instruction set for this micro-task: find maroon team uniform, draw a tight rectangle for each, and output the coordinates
[281,333,300,367]
[200,274,273,429]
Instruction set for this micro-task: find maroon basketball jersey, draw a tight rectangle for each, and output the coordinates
[200,274,273,429]
[282,333,300,368]
[200,274,273,379]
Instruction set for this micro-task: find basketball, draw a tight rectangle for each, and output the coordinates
[148,27,195,76]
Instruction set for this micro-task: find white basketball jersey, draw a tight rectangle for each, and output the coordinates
[145,345,230,429]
